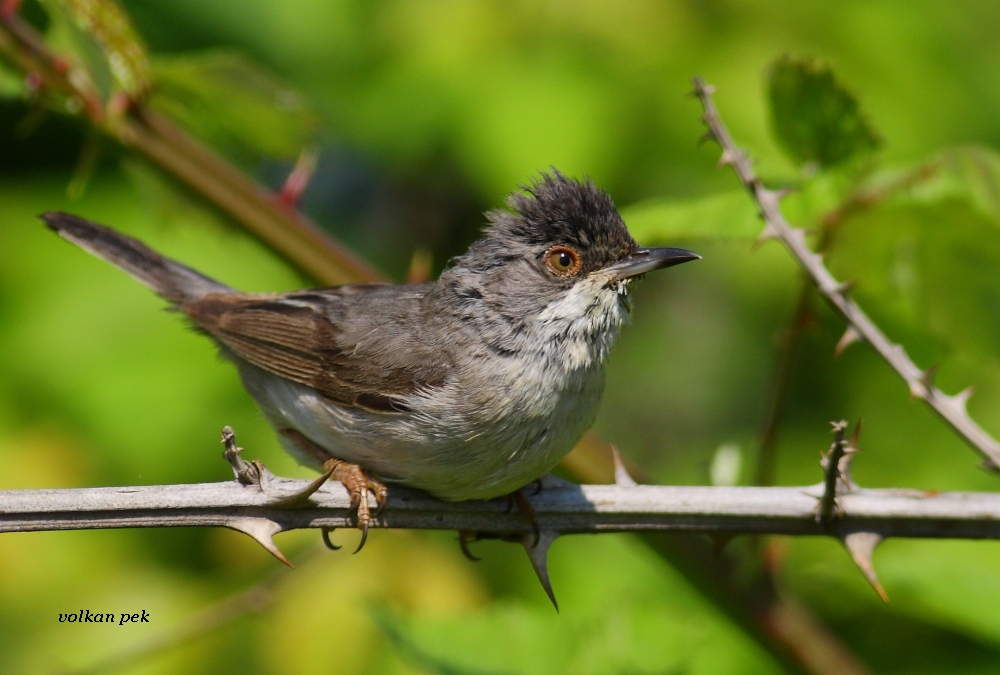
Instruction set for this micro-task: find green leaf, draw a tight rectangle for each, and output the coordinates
[43,0,151,99]
[622,190,760,243]
[829,196,1000,360]
[768,55,881,169]
[150,50,322,162]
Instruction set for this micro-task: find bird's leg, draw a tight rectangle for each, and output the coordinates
[510,486,541,548]
[457,484,544,560]
[274,429,387,547]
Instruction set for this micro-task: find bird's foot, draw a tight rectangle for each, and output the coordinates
[324,457,388,552]
[274,429,387,552]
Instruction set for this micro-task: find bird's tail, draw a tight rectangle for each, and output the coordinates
[41,211,232,304]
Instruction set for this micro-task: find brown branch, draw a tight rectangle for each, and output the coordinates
[692,76,1000,470]
[0,11,382,286]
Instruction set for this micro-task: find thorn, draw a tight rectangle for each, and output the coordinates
[847,418,863,452]
[838,419,863,489]
[690,80,715,97]
[946,387,975,414]
[611,445,638,487]
[842,532,888,603]
[697,130,716,146]
[522,530,560,611]
[321,527,341,551]
[833,280,857,297]
[910,365,939,399]
[834,326,862,358]
[920,365,939,391]
[753,223,781,249]
[230,518,292,567]
[717,149,736,169]
[276,147,318,209]
[757,189,784,214]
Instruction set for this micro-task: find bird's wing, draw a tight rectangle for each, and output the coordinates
[184,285,450,412]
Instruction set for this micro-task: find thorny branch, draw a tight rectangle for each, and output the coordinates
[692,76,1000,471]
[0,422,997,607]
[4,469,999,540]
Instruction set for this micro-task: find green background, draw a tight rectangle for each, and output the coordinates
[2,1,1000,673]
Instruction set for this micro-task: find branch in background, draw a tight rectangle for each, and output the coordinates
[754,166,938,487]
[0,11,381,286]
[692,76,1000,470]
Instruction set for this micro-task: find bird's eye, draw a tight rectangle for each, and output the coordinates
[544,246,582,277]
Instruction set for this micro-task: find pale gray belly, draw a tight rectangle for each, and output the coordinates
[236,361,604,500]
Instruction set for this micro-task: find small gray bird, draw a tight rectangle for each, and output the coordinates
[42,171,698,541]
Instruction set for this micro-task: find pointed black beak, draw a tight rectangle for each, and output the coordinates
[605,247,700,282]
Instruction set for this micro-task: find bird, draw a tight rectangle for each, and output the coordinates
[42,171,699,546]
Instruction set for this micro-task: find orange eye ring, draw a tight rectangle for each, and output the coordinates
[544,246,583,277]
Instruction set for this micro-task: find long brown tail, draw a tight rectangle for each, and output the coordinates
[41,212,232,304]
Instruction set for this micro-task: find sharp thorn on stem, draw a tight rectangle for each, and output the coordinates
[611,445,638,487]
[833,280,857,297]
[230,518,292,567]
[523,530,560,611]
[834,326,862,358]
[842,532,888,604]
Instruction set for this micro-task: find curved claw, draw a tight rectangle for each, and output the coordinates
[353,523,369,554]
[458,531,481,562]
[529,479,543,496]
[321,527,341,551]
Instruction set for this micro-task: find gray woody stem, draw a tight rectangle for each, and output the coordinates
[3,478,1000,541]
[691,76,1000,470]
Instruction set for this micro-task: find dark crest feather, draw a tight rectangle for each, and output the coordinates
[460,170,637,274]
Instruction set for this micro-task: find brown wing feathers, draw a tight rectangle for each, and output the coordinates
[42,211,445,414]
[185,294,413,412]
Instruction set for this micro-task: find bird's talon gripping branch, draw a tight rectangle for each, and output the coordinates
[276,429,387,542]
[321,527,341,551]
[458,531,482,561]
[511,488,541,549]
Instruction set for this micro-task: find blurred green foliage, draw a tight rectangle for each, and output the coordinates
[767,55,881,170]
[3,1,1000,673]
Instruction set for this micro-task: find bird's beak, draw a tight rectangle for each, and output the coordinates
[605,247,701,282]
